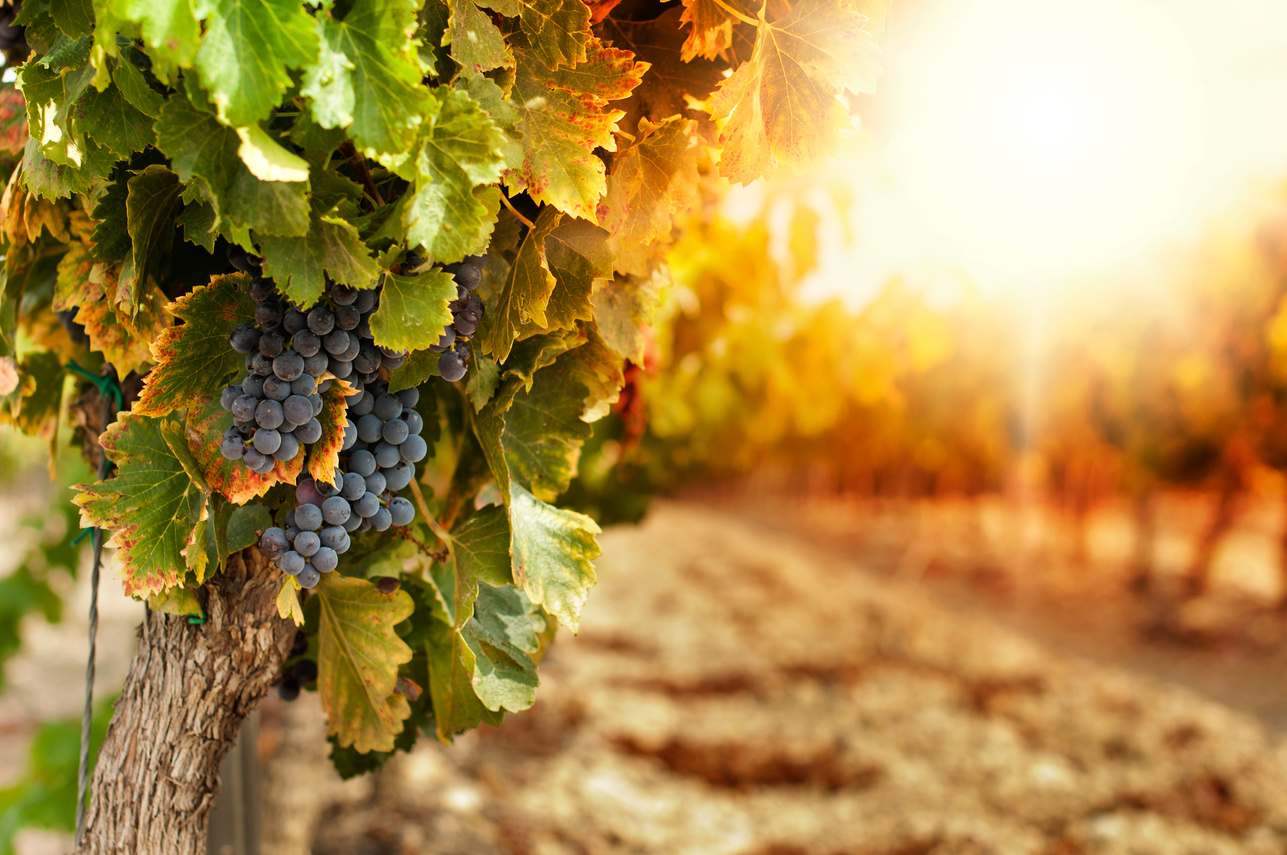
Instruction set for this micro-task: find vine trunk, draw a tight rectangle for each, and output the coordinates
[73,548,294,854]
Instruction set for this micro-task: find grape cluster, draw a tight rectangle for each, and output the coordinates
[218,246,404,474]
[422,253,485,382]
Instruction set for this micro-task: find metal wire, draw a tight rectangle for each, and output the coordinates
[75,383,117,846]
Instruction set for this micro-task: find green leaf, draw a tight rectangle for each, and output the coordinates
[155,91,310,238]
[497,368,592,500]
[476,206,560,363]
[235,123,310,183]
[501,328,583,390]
[102,0,201,80]
[256,201,381,308]
[133,274,256,418]
[711,0,882,184]
[519,214,611,337]
[387,348,440,392]
[404,86,508,263]
[303,0,432,162]
[592,270,659,365]
[226,503,271,553]
[0,350,65,434]
[451,504,511,586]
[505,35,645,220]
[22,136,114,199]
[508,483,599,631]
[316,573,416,753]
[124,164,184,300]
[464,351,499,410]
[50,0,95,39]
[369,270,457,354]
[600,116,699,267]
[509,0,592,71]
[447,0,510,75]
[463,583,542,711]
[74,412,210,597]
[192,0,319,127]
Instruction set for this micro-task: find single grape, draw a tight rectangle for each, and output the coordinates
[220,432,245,460]
[274,351,304,381]
[243,447,270,472]
[232,395,259,423]
[269,376,296,402]
[235,419,257,434]
[452,314,478,337]
[290,374,316,397]
[256,399,285,430]
[429,325,455,354]
[323,329,349,356]
[293,659,319,684]
[280,550,305,575]
[284,508,298,530]
[382,419,409,445]
[260,527,289,558]
[373,394,402,421]
[317,478,340,499]
[399,434,428,464]
[375,440,403,467]
[312,546,339,573]
[295,419,322,444]
[303,351,329,377]
[454,264,482,291]
[455,342,471,361]
[342,420,358,451]
[242,375,266,398]
[230,323,260,354]
[383,460,413,492]
[253,428,282,455]
[284,525,300,542]
[353,343,382,373]
[320,525,349,550]
[329,358,353,379]
[331,283,358,305]
[220,385,242,411]
[364,470,387,496]
[309,393,323,417]
[355,316,374,340]
[249,277,275,302]
[388,497,415,526]
[297,478,325,507]
[356,413,383,444]
[277,677,301,701]
[382,352,406,370]
[228,245,253,272]
[283,307,308,335]
[337,335,361,363]
[341,472,366,501]
[342,513,363,532]
[307,307,336,336]
[354,290,376,314]
[294,530,321,557]
[255,301,283,329]
[295,503,323,532]
[297,565,321,589]
[349,391,375,416]
[403,411,424,437]
[466,293,483,316]
[370,507,393,532]
[397,387,420,408]
[322,496,352,526]
[258,330,284,358]
[275,433,301,460]
[438,352,466,382]
[334,304,359,330]
[293,329,321,358]
[353,491,379,518]
[283,395,313,426]
[348,449,377,477]
[244,353,256,373]
[252,352,275,376]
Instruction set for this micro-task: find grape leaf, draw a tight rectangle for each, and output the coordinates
[592,270,658,365]
[369,270,457,354]
[496,369,592,500]
[387,349,440,392]
[463,583,542,711]
[598,116,699,270]
[509,0,592,71]
[502,328,583,390]
[0,87,30,155]
[124,165,183,302]
[679,0,735,61]
[563,322,624,421]
[447,0,511,75]
[316,573,415,753]
[450,504,511,586]
[134,274,256,417]
[100,0,201,81]
[192,0,319,128]
[464,352,500,410]
[186,397,305,504]
[476,206,560,363]
[600,9,723,131]
[54,241,158,376]
[0,350,64,434]
[420,592,499,739]
[308,377,357,488]
[505,35,646,220]
[404,87,508,263]
[155,92,310,238]
[277,576,304,626]
[74,413,210,597]
[508,483,599,631]
[256,204,381,308]
[303,0,431,163]
[518,214,611,337]
[711,0,882,184]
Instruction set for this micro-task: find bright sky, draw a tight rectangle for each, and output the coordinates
[776,0,1287,306]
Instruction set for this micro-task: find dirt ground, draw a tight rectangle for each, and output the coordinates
[7,496,1287,854]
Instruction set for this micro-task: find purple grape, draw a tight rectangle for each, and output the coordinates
[253,428,281,455]
[388,497,414,526]
[230,323,260,354]
[438,352,466,382]
[322,496,351,526]
[294,530,320,557]
[280,550,305,575]
[256,399,284,430]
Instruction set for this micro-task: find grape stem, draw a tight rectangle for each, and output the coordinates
[499,193,536,230]
[408,478,453,548]
[339,140,385,208]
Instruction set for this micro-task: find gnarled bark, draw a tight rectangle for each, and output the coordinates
[74,548,295,855]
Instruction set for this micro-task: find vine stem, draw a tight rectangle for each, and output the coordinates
[710,0,759,26]
[408,478,453,549]
[339,141,385,207]
[499,194,536,230]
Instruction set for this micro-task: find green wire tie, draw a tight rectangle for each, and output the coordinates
[65,360,124,413]
[71,527,93,547]
[188,610,207,625]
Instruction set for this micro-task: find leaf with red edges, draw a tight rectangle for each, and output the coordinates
[186,397,304,505]
[134,273,257,417]
[309,377,356,488]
